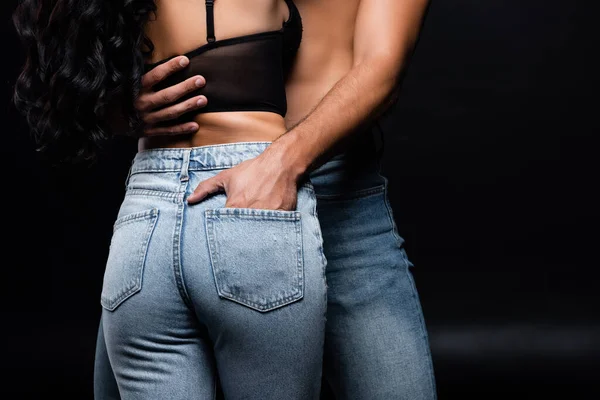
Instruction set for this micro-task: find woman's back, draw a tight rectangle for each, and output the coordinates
[139,0,298,151]
[145,0,290,63]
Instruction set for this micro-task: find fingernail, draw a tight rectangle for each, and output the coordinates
[195,78,204,87]
[188,124,199,132]
[179,57,189,67]
[197,97,207,106]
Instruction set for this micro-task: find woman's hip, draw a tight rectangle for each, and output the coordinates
[103,141,327,320]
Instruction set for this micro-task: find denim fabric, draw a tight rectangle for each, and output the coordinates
[309,131,437,399]
[97,142,327,399]
[95,131,437,399]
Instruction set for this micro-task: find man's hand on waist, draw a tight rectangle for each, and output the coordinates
[135,56,206,136]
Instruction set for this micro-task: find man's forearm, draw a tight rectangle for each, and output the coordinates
[273,56,401,177]
[268,0,429,179]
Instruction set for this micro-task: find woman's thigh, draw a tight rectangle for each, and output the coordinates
[99,190,218,399]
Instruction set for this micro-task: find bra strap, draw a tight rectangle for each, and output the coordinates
[206,0,216,43]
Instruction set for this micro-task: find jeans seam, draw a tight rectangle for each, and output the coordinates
[311,192,328,284]
[112,208,158,230]
[380,177,405,249]
[373,140,406,248]
[312,189,328,323]
[405,268,438,398]
[125,189,181,202]
[172,181,195,311]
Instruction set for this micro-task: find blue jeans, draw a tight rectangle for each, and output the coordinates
[310,131,437,399]
[97,143,328,399]
[95,130,437,399]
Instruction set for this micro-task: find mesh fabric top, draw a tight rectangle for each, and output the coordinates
[143,0,302,126]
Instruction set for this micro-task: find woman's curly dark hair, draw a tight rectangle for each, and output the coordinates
[12,0,156,163]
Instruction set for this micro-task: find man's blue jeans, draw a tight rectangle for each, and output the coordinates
[94,129,437,399]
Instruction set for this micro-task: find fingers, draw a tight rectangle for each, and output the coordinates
[136,75,207,113]
[187,174,226,204]
[135,55,208,133]
[144,122,200,137]
[141,56,189,89]
[141,95,207,127]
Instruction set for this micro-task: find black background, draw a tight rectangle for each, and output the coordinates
[1,0,598,398]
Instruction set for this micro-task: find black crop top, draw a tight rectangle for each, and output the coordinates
[143,0,302,124]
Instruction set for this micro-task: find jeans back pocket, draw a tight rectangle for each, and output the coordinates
[205,208,304,312]
[100,208,159,311]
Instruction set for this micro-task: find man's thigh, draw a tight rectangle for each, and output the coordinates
[309,143,437,399]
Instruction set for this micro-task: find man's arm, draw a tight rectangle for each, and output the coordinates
[187,0,429,207]
[272,0,430,177]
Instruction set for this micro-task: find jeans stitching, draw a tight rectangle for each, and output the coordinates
[311,189,328,321]
[205,209,301,220]
[404,268,438,398]
[311,192,328,281]
[101,209,159,311]
[172,180,195,310]
[112,208,158,230]
[376,169,405,249]
[125,189,181,201]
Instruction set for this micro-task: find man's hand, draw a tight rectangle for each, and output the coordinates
[135,56,207,136]
[186,143,304,210]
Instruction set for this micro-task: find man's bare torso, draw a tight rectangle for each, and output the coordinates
[283,0,361,127]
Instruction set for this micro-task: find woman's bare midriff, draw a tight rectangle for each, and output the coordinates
[137,111,287,152]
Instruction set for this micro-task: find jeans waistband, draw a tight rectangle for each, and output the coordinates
[129,141,273,175]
